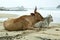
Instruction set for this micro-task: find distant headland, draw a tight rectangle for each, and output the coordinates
[57,5,60,8]
[0,6,27,11]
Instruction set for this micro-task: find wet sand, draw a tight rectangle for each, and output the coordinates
[0,13,18,18]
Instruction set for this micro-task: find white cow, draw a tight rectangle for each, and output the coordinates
[34,15,53,28]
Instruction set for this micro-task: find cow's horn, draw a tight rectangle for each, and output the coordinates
[34,6,37,13]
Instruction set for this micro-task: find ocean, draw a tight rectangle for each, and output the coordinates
[0,9,60,23]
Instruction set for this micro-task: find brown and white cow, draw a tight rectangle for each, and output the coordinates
[3,7,44,31]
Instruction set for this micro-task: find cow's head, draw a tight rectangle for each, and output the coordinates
[47,14,53,22]
[31,7,44,21]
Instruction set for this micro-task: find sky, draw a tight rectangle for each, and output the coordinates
[0,0,60,8]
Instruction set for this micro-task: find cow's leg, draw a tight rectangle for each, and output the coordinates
[27,24,34,30]
[28,25,41,31]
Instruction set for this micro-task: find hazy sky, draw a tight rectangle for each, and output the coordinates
[0,0,60,8]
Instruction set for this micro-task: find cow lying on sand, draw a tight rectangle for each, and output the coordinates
[34,15,53,29]
[3,7,44,31]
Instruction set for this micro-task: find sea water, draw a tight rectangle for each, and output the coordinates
[0,9,60,23]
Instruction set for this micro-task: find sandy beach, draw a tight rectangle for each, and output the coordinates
[0,14,60,40]
[0,0,60,40]
[0,22,60,40]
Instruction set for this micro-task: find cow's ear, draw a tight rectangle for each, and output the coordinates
[31,13,35,16]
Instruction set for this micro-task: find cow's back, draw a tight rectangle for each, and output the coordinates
[3,15,35,31]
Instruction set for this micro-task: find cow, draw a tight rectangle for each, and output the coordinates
[3,7,44,31]
[34,14,53,30]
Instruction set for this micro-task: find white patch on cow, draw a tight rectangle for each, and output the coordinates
[34,14,53,28]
